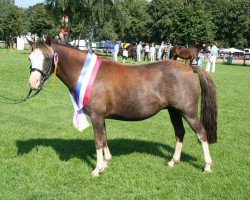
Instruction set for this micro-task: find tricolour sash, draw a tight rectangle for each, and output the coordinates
[69,51,101,131]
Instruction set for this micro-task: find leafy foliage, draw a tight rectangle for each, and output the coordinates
[28,4,54,38]
[2,6,25,39]
[0,0,249,47]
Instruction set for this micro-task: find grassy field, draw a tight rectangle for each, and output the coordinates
[0,49,249,200]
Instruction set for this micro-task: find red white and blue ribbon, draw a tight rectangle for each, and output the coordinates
[69,51,101,131]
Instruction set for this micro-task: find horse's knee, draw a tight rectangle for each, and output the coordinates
[94,133,105,149]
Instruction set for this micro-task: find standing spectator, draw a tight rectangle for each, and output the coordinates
[150,43,156,62]
[136,42,142,62]
[193,53,203,67]
[206,43,218,73]
[122,49,128,63]
[113,41,119,62]
[157,42,164,60]
[167,42,172,59]
[58,32,65,44]
[144,43,150,61]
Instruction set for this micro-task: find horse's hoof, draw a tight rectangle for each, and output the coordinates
[167,159,180,168]
[91,171,100,177]
[99,161,108,173]
[105,157,112,163]
[167,160,175,168]
[204,168,212,173]
[204,163,212,173]
[204,167,212,173]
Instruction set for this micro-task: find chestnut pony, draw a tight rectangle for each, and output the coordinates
[170,44,208,65]
[27,39,217,177]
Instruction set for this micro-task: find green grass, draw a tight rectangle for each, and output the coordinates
[0,49,249,199]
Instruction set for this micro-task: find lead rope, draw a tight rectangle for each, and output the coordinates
[0,89,42,104]
[52,53,59,90]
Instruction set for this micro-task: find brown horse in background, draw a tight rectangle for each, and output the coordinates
[126,43,137,62]
[27,39,217,177]
[170,43,208,65]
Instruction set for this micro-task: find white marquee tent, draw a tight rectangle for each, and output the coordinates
[220,48,245,54]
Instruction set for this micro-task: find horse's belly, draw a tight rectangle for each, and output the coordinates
[108,95,166,121]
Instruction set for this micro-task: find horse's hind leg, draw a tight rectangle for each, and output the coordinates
[90,114,112,177]
[167,108,185,168]
[183,113,212,172]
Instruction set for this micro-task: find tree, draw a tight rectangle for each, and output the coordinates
[0,0,15,39]
[149,0,214,45]
[44,0,150,42]
[121,0,151,42]
[170,0,214,45]
[45,0,94,39]
[148,0,181,43]
[28,3,54,38]
[2,5,25,46]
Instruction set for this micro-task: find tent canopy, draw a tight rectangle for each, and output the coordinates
[220,48,245,54]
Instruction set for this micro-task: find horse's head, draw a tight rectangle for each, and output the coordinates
[194,43,209,52]
[27,38,54,90]
[202,44,209,52]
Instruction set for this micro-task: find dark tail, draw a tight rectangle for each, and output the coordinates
[193,67,217,143]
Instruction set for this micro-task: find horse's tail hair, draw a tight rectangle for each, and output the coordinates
[193,67,217,143]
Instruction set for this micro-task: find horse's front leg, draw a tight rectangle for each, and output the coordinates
[90,114,111,177]
[103,121,112,162]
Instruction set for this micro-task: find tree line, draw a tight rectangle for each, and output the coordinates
[0,0,249,48]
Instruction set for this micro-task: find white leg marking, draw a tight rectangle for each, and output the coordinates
[168,141,183,168]
[104,147,112,162]
[91,149,108,177]
[201,141,212,172]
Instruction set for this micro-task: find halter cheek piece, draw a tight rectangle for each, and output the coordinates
[30,51,57,83]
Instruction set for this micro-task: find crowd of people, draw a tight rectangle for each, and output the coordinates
[113,41,173,64]
[57,31,219,73]
[113,40,218,73]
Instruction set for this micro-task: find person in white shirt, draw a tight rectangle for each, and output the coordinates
[136,42,142,62]
[206,43,218,73]
[150,43,156,62]
[113,41,119,62]
[122,49,128,63]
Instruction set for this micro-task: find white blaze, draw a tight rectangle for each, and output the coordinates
[28,49,45,89]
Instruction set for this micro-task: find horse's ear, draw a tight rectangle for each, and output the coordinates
[26,37,34,46]
[45,36,52,46]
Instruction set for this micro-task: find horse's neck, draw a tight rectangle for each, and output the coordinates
[52,44,86,91]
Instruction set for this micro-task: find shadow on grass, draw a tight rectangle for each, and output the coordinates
[16,138,198,170]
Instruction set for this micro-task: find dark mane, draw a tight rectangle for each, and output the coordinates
[52,40,88,53]
[32,41,53,58]
[33,40,88,58]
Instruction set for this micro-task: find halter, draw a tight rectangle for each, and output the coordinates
[0,50,57,104]
[30,50,57,83]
